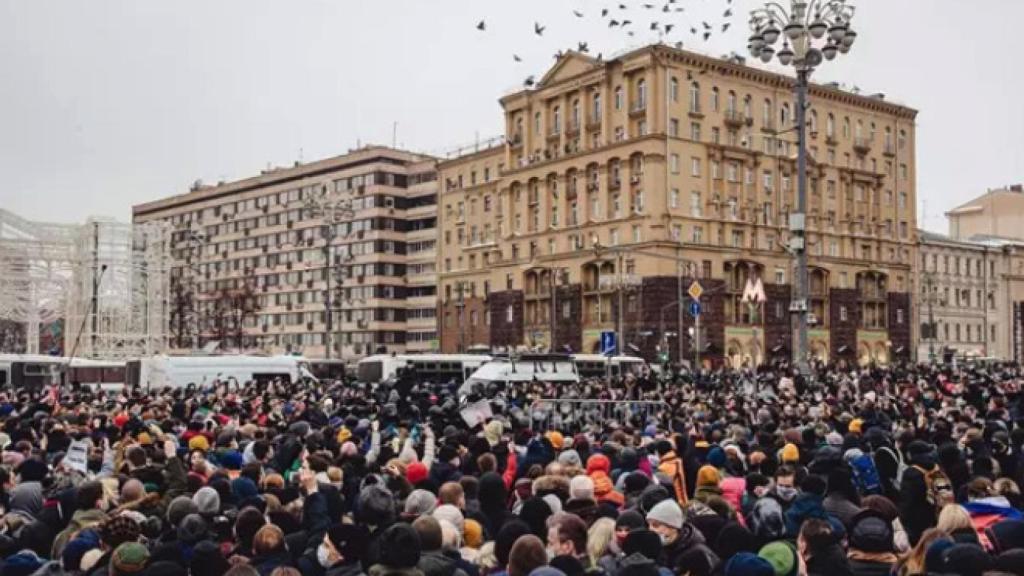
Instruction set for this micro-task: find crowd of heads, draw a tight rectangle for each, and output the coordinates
[1,359,1024,576]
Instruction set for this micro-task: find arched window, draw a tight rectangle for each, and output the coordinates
[884,126,893,148]
[763,98,773,126]
[843,117,851,139]
[636,79,647,109]
[534,111,541,134]
[743,95,752,119]
[670,77,679,102]
[571,99,580,128]
[809,268,829,328]
[553,106,561,133]
[727,90,737,113]
[614,86,623,110]
[855,119,863,139]
[780,103,790,127]
[710,86,719,112]
[592,92,602,121]
[857,271,888,329]
[826,113,835,138]
[809,110,818,134]
[689,82,701,112]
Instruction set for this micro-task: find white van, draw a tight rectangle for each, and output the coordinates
[459,354,579,395]
[125,355,314,389]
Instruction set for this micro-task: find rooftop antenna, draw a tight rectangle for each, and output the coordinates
[392,122,398,149]
[299,147,304,163]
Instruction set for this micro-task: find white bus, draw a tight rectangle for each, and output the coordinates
[458,354,580,395]
[356,354,492,384]
[0,355,127,391]
[571,354,648,379]
[125,355,315,389]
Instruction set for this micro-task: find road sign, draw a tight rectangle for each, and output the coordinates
[689,301,702,317]
[600,331,617,355]
[688,281,704,301]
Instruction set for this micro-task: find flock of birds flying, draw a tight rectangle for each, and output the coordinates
[475,0,739,87]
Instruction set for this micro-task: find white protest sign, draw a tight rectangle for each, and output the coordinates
[65,439,90,473]
[460,400,493,428]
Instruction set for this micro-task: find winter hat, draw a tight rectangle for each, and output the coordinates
[358,484,395,526]
[542,494,563,515]
[616,510,646,531]
[519,497,553,538]
[189,541,229,576]
[484,421,504,446]
[111,542,150,576]
[496,521,533,567]
[569,475,595,500]
[231,477,259,502]
[433,504,465,534]
[624,472,651,495]
[192,486,220,516]
[849,510,894,553]
[2,551,44,576]
[176,514,208,545]
[558,450,582,468]
[781,443,799,463]
[623,529,663,561]
[616,553,660,576]
[943,544,992,576]
[706,447,726,469]
[758,541,798,576]
[188,436,209,452]
[378,523,422,569]
[646,499,684,530]
[16,458,49,483]
[825,432,844,448]
[407,461,429,485]
[62,529,101,572]
[696,465,722,488]
[988,519,1024,554]
[925,538,955,574]
[848,419,863,434]
[327,524,370,560]
[724,553,775,576]
[464,519,484,549]
[509,534,548,576]
[404,489,438,517]
[547,431,564,450]
[166,496,198,527]
[101,515,142,548]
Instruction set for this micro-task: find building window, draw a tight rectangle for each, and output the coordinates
[692,226,703,243]
[690,82,701,112]
[636,79,647,109]
[671,224,682,240]
[690,191,702,217]
[669,118,679,137]
[690,157,701,177]
[670,188,680,208]
[670,76,679,102]
[506,304,514,323]
[710,86,719,112]
[614,86,623,110]
[840,305,848,322]
[858,271,888,329]
[690,122,701,141]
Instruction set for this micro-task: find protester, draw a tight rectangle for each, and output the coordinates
[1,359,1024,576]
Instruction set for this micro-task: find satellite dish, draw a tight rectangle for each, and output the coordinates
[804,48,824,68]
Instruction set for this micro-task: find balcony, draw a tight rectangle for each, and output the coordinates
[825,133,838,146]
[723,109,751,128]
[566,121,580,136]
[760,118,777,133]
[854,137,872,155]
[547,129,561,142]
[688,104,704,119]
[586,114,602,130]
[629,102,647,118]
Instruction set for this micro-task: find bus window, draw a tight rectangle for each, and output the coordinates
[0,369,7,387]
[357,361,383,383]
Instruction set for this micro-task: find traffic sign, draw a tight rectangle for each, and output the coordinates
[689,301,702,317]
[600,331,617,355]
[687,281,704,301]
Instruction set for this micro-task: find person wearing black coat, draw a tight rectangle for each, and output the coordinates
[899,441,939,546]
[478,472,514,539]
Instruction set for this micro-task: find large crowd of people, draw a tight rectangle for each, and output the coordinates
[1,360,1024,576]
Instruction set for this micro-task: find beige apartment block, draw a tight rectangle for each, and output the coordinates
[133,146,439,361]
[947,184,1024,242]
[438,45,918,368]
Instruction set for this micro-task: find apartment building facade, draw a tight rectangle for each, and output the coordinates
[133,146,439,360]
[947,184,1024,242]
[438,45,918,368]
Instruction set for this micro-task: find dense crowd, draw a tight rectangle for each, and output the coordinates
[2,361,1024,576]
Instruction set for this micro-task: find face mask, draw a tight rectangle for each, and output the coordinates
[317,544,333,568]
[547,548,557,561]
[776,486,798,500]
[658,533,670,545]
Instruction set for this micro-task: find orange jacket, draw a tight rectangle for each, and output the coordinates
[658,451,689,505]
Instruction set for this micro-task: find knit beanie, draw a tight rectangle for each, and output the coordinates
[781,443,799,463]
[407,462,429,486]
[101,515,142,548]
[706,447,726,469]
[111,542,150,576]
[496,521,533,567]
[433,504,465,534]
[62,529,101,572]
[192,486,220,516]
[558,450,582,468]
[696,465,722,488]
[188,436,209,452]
[166,496,198,527]
[378,523,422,569]
[943,543,992,576]
[725,552,775,576]
[623,529,662,561]
[404,489,438,517]
[189,541,229,576]
[464,519,484,549]
[615,510,646,532]
[177,514,208,545]
[925,538,955,574]
[646,499,684,530]
[758,541,798,576]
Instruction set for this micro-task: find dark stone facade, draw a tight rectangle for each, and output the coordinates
[888,292,912,361]
[764,283,792,363]
[438,296,489,353]
[488,290,524,349]
[830,288,860,364]
[553,285,583,353]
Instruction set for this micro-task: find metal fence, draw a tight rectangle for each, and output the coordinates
[526,399,669,432]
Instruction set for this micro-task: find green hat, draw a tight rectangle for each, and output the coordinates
[111,542,150,575]
[758,541,798,576]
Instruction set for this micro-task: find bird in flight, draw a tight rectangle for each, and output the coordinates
[578,41,590,53]
[513,54,522,62]
[722,22,731,32]
[476,20,485,31]
[524,75,536,87]
[724,8,733,17]
[573,10,584,17]
[535,22,546,35]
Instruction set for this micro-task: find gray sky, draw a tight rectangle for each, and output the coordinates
[2,0,1022,232]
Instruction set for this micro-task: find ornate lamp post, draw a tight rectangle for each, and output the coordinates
[747,0,857,373]
[304,194,355,361]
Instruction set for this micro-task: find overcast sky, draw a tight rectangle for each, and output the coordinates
[2,0,1022,232]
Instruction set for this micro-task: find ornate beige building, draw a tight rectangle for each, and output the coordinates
[946,184,1024,242]
[133,146,439,360]
[438,45,918,367]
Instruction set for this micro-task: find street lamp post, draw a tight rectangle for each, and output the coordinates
[920,271,946,363]
[304,194,354,361]
[747,0,857,373]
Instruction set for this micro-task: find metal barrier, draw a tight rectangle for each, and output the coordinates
[526,399,670,432]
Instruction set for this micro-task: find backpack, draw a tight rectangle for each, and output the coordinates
[878,446,908,491]
[913,464,953,507]
[849,453,882,495]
